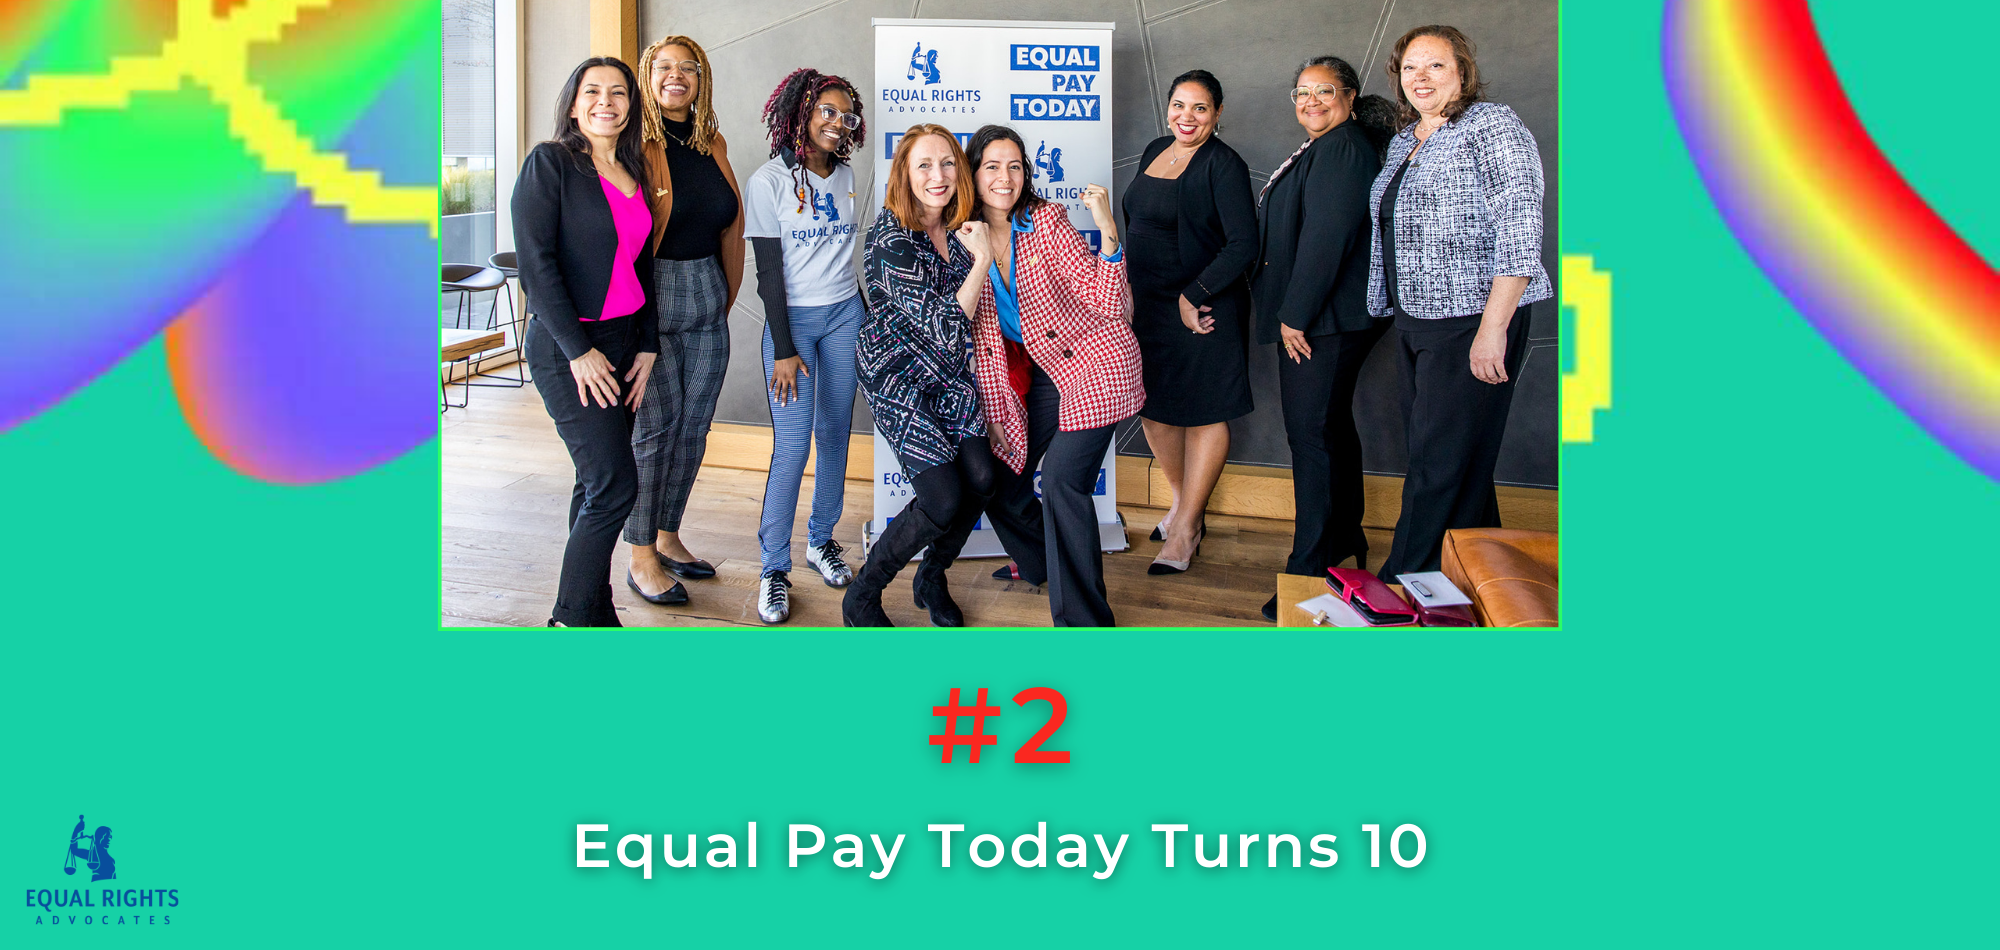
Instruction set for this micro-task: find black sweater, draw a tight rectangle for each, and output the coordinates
[1126,135,1258,319]
[511,142,659,361]
[1253,120,1383,343]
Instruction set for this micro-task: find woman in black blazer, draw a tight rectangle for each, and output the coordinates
[1123,69,1258,576]
[512,57,659,627]
[1253,56,1399,621]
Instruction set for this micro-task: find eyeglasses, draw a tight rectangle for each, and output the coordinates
[816,103,861,130]
[655,59,702,76]
[1289,83,1346,103]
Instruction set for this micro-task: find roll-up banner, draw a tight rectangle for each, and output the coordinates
[867,18,1125,557]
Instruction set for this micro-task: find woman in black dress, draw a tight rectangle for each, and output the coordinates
[1254,56,1399,621]
[1124,70,1258,576]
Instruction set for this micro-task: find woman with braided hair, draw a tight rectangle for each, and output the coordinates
[741,67,868,623]
[621,34,746,609]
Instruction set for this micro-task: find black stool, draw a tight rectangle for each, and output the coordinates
[442,263,522,388]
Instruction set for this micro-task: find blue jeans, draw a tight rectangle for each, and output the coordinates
[758,294,863,571]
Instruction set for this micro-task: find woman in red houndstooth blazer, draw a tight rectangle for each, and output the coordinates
[961,124,1142,627]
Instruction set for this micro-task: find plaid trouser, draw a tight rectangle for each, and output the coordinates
[625,256,730,542]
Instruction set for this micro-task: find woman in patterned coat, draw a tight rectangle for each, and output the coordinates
[963,124,1141,628]
[1367,25,1552,579]
[845,125,997,627]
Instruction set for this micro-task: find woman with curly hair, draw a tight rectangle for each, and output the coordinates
[741,67,867,624]
[620,34,747,609]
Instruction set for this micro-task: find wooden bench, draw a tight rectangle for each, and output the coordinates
[442,328,507,410]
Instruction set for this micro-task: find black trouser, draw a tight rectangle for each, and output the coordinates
[865,437,997,581]
[526,317,639,627]
[1377,311,1532,578]
[1279,321,1388,577]
[984,365,1118,627]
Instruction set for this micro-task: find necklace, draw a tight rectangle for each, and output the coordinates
[660,116,692,148]
[1167,141,1198,166]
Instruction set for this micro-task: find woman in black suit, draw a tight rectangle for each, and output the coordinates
[1254,56,1399,621]
[512,57,658,627]
[1124,69,1258,576]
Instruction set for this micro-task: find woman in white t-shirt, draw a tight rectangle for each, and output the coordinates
[743,68,868,623]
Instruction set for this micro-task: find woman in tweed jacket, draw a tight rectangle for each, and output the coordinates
[846,126,998,627]
[963,125,1142,628]
[1367,25,1552,579]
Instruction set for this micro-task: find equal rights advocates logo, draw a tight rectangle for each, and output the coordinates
[1009,43,1102,122]
[884,39,982,119]
[26,814,180,927]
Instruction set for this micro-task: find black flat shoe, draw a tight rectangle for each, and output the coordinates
[1261,596,1278,623]
[656,553,715,579]
[627,570,689,605]
[1147,525,1204,575]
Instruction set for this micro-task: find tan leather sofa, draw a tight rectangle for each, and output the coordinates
[1439,529,1558,627]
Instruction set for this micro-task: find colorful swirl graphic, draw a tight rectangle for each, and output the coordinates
[1664,0,2000,482]
[0,0,437,484]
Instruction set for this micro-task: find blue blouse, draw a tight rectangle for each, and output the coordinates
[988,209,1123,344]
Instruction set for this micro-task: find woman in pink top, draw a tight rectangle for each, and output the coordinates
[511,56,660,627]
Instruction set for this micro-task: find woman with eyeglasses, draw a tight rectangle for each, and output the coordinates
[1368,25,1551,580]
[1124,69,1258,577]
[511,57,656,627]
[1253,56,1400,622]
[845,125,996,628]
[741,68,867,624]
[621,34,746,608]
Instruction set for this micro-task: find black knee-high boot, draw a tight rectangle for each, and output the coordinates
[845,504,949,627]
[912,502,983,626]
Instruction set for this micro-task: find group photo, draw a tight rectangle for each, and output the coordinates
[440,0,1560,629]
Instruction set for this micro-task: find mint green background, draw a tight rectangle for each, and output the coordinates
[4,2,1995,944]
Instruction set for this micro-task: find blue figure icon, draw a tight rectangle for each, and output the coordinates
[814,191,840,223]
[908,43,941,85]
[64,816,116,883]
[1035,142,1065,183]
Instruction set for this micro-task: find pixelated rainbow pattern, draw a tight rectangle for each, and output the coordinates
[0,0,438,484]
[1664,0,2000,482]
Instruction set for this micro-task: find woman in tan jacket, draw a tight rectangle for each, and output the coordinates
[620,34,747,608]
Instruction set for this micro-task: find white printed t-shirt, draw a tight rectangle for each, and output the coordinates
[742,157,860,308]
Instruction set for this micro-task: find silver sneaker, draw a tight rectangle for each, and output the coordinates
[757,569,792,624]
[804,539,853,587]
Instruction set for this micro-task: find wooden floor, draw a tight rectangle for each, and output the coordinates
[443,383,1387,628]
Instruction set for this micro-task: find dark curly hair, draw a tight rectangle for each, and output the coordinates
[1294,55,1399,160]
[761,67,865,215]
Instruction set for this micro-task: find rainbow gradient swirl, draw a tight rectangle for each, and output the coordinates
[1664,0,2000,482]
[0,0,438,484]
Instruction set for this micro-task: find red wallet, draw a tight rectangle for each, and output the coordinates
[1412,601,1476,627]
[1325,568,1420,626]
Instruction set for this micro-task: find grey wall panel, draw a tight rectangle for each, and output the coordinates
[531,0,1558,486]
[914,0,1157,174]
[524,0,589,149]
[1140,0,1389,178]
